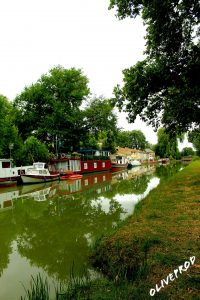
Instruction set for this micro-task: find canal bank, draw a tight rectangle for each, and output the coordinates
[87,160,200,299]
[20,160,200,299]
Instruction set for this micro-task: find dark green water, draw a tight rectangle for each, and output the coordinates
[0,163,183,299]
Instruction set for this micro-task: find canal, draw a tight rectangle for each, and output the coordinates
[0,163,183,299]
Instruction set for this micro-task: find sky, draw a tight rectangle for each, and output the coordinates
[0,0,193,148]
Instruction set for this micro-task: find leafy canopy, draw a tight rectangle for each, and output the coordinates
[0,95,20,158]
[188,128,200,155]
[110,0,200,135]
[14,65,90,150]
[154,128,180,159]
[82,97,118,152]
[116,130,148,150]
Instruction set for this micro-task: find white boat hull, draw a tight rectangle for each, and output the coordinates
[0,177,18,186]
[21,174,59,184]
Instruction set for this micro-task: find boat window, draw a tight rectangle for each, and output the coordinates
[34,163,43,169]
[43,170,47,174]
[39,170,43,174]
[102,162,105,168]
[2,161,11,168]
[94,162,97,168]
[84,163,88,169]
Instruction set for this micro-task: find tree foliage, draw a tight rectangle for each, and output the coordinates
[188,129,200,155]
[110,0,200,135]
[181,147,195,157]
[15,136,49,165]
[155,128,180,159]
[14,66,90,150]
[83,97,118,151]
[0,95,20,158]
[116,130,148,149]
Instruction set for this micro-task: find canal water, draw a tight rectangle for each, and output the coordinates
[0,163,183,299]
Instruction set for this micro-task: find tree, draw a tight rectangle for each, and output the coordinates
[109,1,200,135]
[155,128,180,159]
[188,129,200,155]
[14,66,90,151]
[181,147,195,157]
[83,97,118,151]
[116,130,148,149]
[0,95,21,159]
[15,136,49,165]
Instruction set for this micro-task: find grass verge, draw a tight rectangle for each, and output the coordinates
[89,160,200,299]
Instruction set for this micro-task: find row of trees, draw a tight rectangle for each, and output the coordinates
[1,59,199,165]
[0,65,154,165]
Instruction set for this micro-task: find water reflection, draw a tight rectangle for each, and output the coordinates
[0,163,182,299]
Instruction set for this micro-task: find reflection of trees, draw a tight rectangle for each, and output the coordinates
[0,210,17,276]
[15,190,125,281]
[155,163,183,179]
[104,173,151,199]
[0,166,162,282]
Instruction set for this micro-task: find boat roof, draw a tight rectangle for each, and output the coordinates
[78,149,110,153]
[0,158,13,162]
[32,162,46,168]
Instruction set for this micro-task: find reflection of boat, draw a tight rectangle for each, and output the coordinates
[0,186,19,211]
[158,158,170,164]
[21,162,60,184]
[19,181,58,196]
[129,160,141,167]
[0,182,58,209]
[58,172,112,195]
[0,159,20,186]
[60,174,83,180]
[27,186,56,202]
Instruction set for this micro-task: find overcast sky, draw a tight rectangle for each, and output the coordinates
[0,0,193,148]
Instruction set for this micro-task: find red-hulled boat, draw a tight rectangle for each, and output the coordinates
[51,150,112,174]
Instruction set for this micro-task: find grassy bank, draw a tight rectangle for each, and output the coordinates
[88,160,200,299]
[21,161,200,299]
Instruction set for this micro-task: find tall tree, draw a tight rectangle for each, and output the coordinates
[15,136,49,165]
[0,95,20,158]
[181,147,195,157]
[109,0,200,135]
[83,97,118,151]
[155,128,180,159]
[188,129,200,155]
[14,66,90,151]
[116,130,148,149]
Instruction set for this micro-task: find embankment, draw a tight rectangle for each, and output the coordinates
[89,161,200,299]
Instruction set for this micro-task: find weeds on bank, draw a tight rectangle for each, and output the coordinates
[20,274,50,300]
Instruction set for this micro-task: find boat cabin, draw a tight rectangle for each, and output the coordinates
[26,162,59,176]
[0,159,19,182]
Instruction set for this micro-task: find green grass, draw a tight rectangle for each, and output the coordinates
[89,161,200,299]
